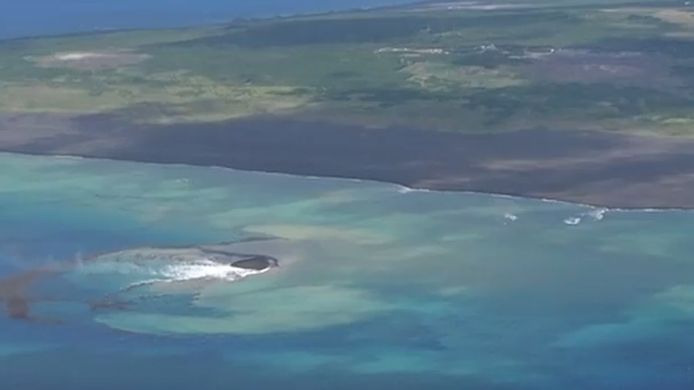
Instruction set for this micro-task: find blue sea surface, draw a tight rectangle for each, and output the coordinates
[1,153,694,389]
[1,0,413,40]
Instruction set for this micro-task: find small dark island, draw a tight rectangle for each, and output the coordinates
[231,255,279,271]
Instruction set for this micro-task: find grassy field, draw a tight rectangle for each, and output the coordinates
[2,0,694,134]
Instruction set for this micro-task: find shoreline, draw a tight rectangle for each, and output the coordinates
[0,0,418,43]
[4,114,694,210]
[2,149,692,213]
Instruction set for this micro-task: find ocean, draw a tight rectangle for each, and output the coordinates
[0,0,413,40]
[1,152,693,389]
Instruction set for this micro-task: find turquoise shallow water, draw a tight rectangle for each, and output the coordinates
[1,152,694,389]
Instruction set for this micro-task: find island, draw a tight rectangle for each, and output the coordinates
[2,0,694,208]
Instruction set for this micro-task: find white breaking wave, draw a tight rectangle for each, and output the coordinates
[564,217,582,226]
[78,249,275,292]
[563,208,608,226]
[586,208,608,221]
[396,185,433,194]
[158,259,269,282]
[121,259,270,290]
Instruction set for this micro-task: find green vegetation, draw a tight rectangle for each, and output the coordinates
[2,0,694,134]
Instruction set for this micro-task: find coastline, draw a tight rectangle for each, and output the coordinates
[2,145,693,213]
[0,0,417,42]
[4,113,694,210]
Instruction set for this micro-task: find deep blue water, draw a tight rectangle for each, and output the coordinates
[1,0,413,40]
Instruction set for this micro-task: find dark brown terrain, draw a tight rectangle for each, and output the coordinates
[2,113,694,209]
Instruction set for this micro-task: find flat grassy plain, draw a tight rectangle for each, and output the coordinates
[2,0,694,134]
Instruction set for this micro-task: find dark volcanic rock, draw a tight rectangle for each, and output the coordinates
[4,113,694,208]
[232,255,279,271]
